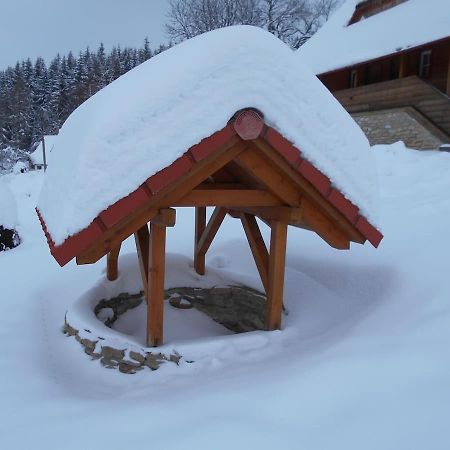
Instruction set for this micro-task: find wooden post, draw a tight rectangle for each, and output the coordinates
[147,222,166,347]
[194,207,206,275]
[266,221,288,330]
[134,224,150,297]
[106,244,121,281]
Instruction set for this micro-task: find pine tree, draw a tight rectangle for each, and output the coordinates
[0,38,167,151]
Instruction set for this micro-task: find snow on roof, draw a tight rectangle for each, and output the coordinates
[0,179,17,228]
[38,25,378,246]
[298,0,450,75]
[30,135,58,165]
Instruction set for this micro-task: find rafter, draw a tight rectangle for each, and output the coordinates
[235,147,302,206]
[252,138,366,244]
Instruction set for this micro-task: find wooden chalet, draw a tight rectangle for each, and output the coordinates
[37,109,382,347]
[299,0,450,146]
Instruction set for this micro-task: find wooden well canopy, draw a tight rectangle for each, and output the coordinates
[37,108,382,347]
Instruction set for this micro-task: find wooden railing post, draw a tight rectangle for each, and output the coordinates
[266,220,288,330]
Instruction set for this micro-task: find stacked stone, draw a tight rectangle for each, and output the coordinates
[63,321,181,374]
[352,108,445,149]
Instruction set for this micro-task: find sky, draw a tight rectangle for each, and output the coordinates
[0,0,169,70]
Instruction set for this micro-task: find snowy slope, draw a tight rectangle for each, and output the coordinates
[38,25,377,246]
[298,0,450,74]
[1,142,450,449]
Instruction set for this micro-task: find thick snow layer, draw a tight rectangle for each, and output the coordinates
[0,177,18,228]
[38,25,377,245]
[298,0,450,74]
[1,143,450,449]
[30,135,58,165]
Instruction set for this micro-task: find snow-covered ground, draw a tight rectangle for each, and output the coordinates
[0,141,449,449]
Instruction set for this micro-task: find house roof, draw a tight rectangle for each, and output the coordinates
[298,0,450,75]
[30,135,58,165]
[36,26,382,264]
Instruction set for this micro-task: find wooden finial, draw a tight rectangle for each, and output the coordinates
[233,109,264,140]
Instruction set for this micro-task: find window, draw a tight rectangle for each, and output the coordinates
[419,50,432,78]
[349,69,358,88]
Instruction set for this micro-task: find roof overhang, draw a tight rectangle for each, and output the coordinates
[317,35,450,77]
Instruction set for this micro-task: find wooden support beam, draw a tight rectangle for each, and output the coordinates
[195,182,248,190]
[240,213,269,292]
[196,207,227,256]
[232,206,303,223]
[226,160,265,189]
[235,202,349,249]
[210,166,239,183]
[134,224,150,298]
[227,210,241,219]
[235,148,301,206]
[106,243,121,281]
[299,197,350,250]
[174,189,283,207]
[194,207,206,275]
[252,139,365,244]
[266,221,288,331]
[150,208,176,227]
[147,223,166,347]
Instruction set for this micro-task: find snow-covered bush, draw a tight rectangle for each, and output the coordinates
[12,161,29,174]
[0,179,20,251]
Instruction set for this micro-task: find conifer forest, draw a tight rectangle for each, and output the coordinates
[0,39,167,151]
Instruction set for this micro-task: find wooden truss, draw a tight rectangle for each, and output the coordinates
[94,138,367,346]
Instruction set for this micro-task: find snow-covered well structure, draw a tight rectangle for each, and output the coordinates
[37,26,382,347]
